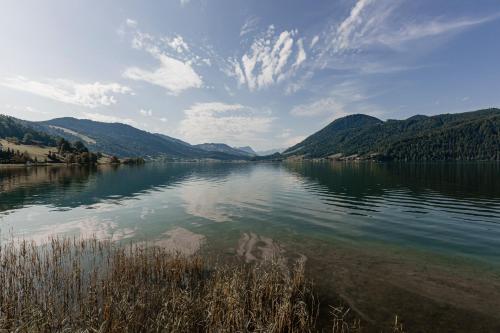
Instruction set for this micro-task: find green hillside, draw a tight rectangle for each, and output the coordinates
[35,118,248,160]
[0,115,57,146]
[194,143,255,157]
[283,109,500,161]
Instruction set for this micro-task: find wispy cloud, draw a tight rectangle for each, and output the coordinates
[166,35,189,53]
[125,18,137,28]
[293,39,307,68]
[229,25,307,91]
[0,76,132,108]
[329,0,394,53]
[290,81,383,121]
[310,35,320,48]
[326,0,498,53]
[123,52,202,95]
[275,128,306,148]
[376,15,499,49]
[291,97,348,118]
[178,102,274,147]
[240,16,260,37]
[139,108,153,116]
[123,26,208,95]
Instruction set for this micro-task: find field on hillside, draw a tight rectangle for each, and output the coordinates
[0,139,114,165]
[0,139,54,161]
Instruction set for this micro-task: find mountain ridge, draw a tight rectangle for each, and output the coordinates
[0,115,252,160]
[283,108,500,160]
[194,143,255,157]
[2,108,499,162]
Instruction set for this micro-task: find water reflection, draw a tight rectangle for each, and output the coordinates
[236,232,286,263]
[1,162,499,332]
[0,163,217,212]
[146,227,206,256]
[0,162,499,264]
[284,161,500,200]
[178,164,288,222]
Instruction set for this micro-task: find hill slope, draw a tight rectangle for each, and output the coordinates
[194,143,255,158]
[283,109,500,161]
[235,146,257,156]
[0,115,57,146]
[32,118,202,158]
[29,117,249,160]
[1,115,251,161]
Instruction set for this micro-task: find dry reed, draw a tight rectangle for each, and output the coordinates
[0,237,316,332]
[0,237,407,332]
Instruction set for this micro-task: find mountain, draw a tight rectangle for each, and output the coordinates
[235,146,257,156]
[31,117,206,158]
[154,133,192,148]
[283,109,500,161]
[0,115,58,146]
[0,115,251,160]
[284,114,382,157]
[256,148,286,156]
[22,117,247,160]
[194,143,254,158]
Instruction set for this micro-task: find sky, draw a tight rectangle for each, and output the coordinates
[0,0,499,150]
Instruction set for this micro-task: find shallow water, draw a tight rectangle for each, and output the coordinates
[1,162,499,331]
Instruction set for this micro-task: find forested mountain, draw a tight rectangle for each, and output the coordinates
[257,148,285,156]
[0,115,57,146]
[3,108,498,161]
[283,109,500,161]
[0,115,252,160]
[29,118,246,159]
[0,115,102,164]
[194,143,255,157]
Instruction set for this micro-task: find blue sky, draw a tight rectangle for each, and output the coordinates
[1,0,499,150]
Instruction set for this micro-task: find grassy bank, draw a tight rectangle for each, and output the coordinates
[0,238,405,332]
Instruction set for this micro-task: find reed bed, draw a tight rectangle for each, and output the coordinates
[0,237,316,332]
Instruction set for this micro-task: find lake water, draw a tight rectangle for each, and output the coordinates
[1,162,499,331]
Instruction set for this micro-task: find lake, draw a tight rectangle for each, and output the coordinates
[1,162,499,332]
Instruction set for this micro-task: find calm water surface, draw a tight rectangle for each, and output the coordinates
[1,162,500,331]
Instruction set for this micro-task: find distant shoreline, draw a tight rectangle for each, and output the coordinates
[2,158,498,169]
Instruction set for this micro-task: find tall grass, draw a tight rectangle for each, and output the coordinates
[0,237,316,332]
[0,237,407,332]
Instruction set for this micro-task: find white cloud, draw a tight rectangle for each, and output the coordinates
[284,135,306,147]
[178,102,274,147]
[124,28,204,95]
[293,39,307,68]
[165,35,189,53]
[275,129,305,147]
[230,26,306,91]
[139,108,152,116]
[332,0,379,52]
[160,117,167,123]
[240,16,260,37]
[328,0,498,53]
[376,16,499,49]
[0,76,132,108]
[310,35,320,48]
[180,0,190,6]
[290,81,381,120]
[126,18,137,28]
[291,97,348,118]
[277,128,292,139]
[82,112,137,126]
[123,51,202,95]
